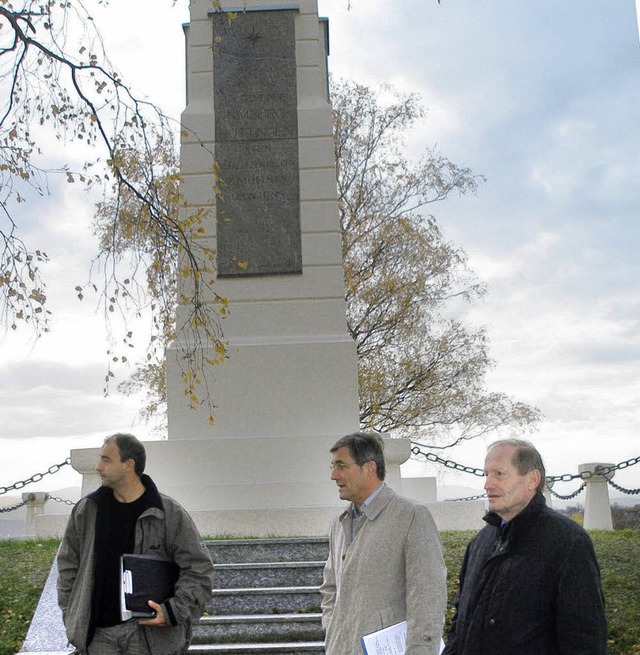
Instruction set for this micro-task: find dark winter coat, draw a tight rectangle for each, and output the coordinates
[443,493,607,655]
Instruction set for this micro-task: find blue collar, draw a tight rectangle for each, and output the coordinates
[352,482,385,517]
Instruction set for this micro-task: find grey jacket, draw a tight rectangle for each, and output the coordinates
[56,475,214,655]
[321,485,447,655]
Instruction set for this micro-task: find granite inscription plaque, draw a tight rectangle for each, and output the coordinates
[213,10,302,277]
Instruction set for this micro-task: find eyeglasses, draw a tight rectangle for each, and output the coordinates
[330,462,357,472]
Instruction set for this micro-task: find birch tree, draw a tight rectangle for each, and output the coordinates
[334,79,540,445]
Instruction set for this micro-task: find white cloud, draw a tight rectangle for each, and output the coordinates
[2,0,640,505]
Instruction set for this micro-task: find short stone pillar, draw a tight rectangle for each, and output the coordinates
[70,449,101,497]
[382,437,411,492]
[22,492,48,538]
[579,463,614,530]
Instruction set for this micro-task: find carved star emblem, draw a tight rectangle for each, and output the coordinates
[246,27,263,45]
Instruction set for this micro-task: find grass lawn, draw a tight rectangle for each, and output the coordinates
[0,539,60,655]
[591,530,640,654]
[1,531,638,655]
[441,530,640,655]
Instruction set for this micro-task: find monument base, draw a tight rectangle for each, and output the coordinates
[190,506,342,538]
[54,435,414,538]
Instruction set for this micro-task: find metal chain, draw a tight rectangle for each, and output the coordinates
[411,443,640,501]
[411,444,639,487]
[47,494,76,506]
[410,444,485,477]
[0,458,72,496]
[607,479,640,495]
[0,498,29,513]
[446,493,487,503]
[548,484,587,501]
[546,456,640,483]
[0,491,76,513]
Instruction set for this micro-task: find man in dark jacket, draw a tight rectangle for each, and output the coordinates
[57,433,214,655]
[443,439,607,655]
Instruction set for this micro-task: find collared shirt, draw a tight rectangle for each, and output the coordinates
[351,482,385,539]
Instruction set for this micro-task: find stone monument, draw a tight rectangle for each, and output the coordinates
[156,0,409,535]
[168,0,359,442]
[38,0,423,538]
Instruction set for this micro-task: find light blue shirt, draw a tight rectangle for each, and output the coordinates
[351,482,386,539]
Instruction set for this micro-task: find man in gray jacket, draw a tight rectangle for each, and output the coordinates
[57,433,214,655]
[321,432,447,655]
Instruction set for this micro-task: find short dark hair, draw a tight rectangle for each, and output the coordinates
[330,431,386,481]
[488,439,546,493]
[104,433,146,477]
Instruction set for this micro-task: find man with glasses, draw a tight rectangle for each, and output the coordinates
[320,431,446,655]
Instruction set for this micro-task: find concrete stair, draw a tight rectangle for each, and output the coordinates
[189,537,329,655]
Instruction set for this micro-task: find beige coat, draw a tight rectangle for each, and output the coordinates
[321,485,446,655]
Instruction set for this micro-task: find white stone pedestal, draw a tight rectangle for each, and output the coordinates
[61,436,413,537]
[21,492,48,538]
[580,463,614,530]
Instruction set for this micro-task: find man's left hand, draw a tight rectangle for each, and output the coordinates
[138,600,167,627]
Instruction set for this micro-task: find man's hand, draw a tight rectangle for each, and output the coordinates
[138,600,167,627]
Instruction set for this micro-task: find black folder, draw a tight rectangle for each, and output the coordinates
[120,553,180,621]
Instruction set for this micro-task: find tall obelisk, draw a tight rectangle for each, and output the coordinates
[160,0,366,535]
[59,0,415,538]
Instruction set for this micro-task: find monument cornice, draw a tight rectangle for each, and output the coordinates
[209,4,301,14]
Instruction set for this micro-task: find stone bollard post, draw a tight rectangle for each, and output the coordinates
[579,463,615,530]
[70,448,102,497]
[382,436,412,493]
[22,492,49,538]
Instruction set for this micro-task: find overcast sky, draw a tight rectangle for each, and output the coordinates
[1,0,639,501]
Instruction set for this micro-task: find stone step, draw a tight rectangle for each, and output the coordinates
[206,538,329,565]
[214,561,325,589]
[196,538,327,655]
[206,586,322,616]
[191,613,323,644]
[188,642,325,655]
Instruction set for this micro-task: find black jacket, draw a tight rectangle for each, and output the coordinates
[443,493,607,655]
